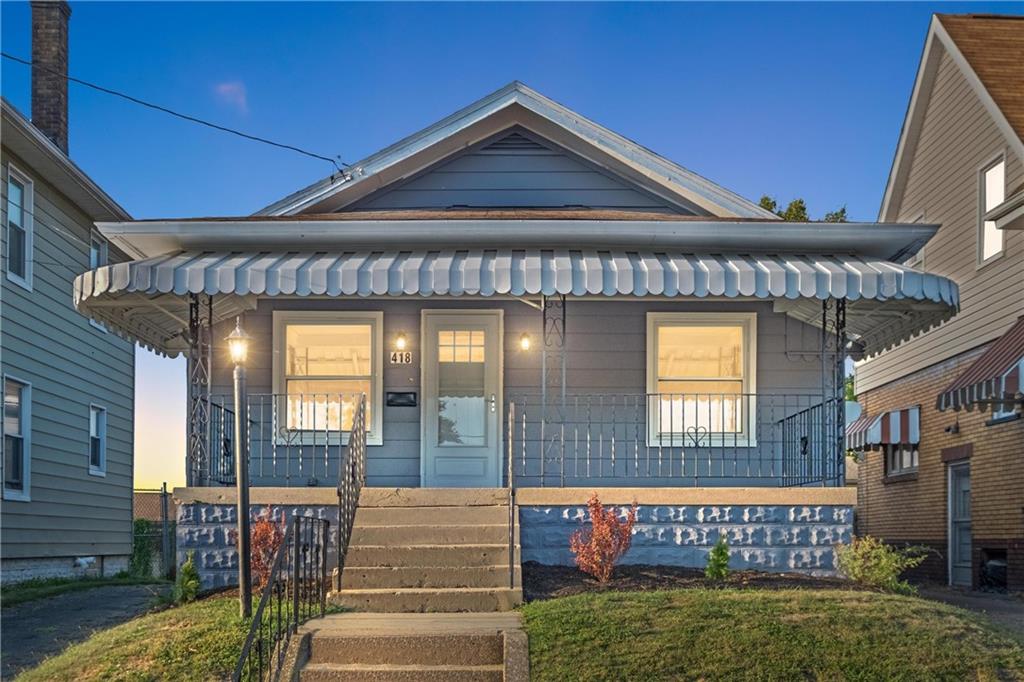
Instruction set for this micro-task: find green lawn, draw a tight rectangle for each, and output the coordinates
[2,575,170,608]
[15,594,246,682]
[522,589,1024,681]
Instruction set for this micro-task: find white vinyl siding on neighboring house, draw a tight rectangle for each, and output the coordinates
[5,164,33,290]
[979,156,1005,263]
[272,311,383,445]
[3,376,31,501]
[646,312,757,445]
[89,405,107,476]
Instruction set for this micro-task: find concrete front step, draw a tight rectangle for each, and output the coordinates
[345,545,519,568]
[350,524,508,546]
[340,565,521,589]
[360,488,509,508]
[330,587,523,613]
[354,505,508,526]
[308,633,502,666]
[300,662,503,682]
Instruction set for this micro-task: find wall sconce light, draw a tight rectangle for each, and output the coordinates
[395,333,408,351]
[519,333,531,351]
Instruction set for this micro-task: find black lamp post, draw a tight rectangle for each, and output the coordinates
[227,316,252,618]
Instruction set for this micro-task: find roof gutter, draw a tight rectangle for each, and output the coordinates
[97,218,938,262]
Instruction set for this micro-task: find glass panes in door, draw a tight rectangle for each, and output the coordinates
[437,329,486,446]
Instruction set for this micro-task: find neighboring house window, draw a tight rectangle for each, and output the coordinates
[885,444,918,475]
[88,235,109,331]
[3,377,31,501]
[646,312,757,444]
[89,405,107,475]
[272,311,383,445]
[980,157,1005,263]
[5,165,33,290]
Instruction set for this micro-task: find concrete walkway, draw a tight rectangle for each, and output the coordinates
[919,586,1024,642]
[1,583,170,679]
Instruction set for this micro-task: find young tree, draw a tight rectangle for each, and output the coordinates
[759,195,847,222]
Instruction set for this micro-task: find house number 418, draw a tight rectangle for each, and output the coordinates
[390,351,413,365]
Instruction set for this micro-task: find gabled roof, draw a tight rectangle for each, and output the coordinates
[880,14,1024,221]
[257,82,777,220]
[1,98,132,225]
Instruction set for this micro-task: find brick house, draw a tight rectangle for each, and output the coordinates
[852,14,1024,590]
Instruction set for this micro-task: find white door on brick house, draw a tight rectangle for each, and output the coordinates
[421,311,503,487]
[948,463,972,586]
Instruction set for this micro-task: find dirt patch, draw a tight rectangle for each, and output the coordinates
[522,562,863,601]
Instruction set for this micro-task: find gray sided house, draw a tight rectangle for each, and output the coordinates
[76,83,959,588]
[1,95,135,581]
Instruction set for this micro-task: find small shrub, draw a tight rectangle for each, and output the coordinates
[705,535,730,580]
[173,551,200,604]
[836,535,927,594]
[250,508,286,591]
[569,493,637,583]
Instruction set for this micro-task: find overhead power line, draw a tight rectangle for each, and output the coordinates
[1,52,350,173]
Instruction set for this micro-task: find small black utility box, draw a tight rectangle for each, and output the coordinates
[386,392,417,407]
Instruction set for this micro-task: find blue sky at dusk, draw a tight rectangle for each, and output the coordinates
[1,1,1016,486]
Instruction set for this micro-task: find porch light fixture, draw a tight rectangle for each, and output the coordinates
[225,316,252,617]
[394,333,408,351]
[519,333,531,351]
[227,317,251,365]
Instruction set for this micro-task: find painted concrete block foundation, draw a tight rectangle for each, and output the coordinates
[519,504,853,574]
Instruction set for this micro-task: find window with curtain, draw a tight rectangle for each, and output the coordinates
[89,405,107,474]
[4,378,29,497]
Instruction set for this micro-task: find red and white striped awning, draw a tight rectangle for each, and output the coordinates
[938,316,1024,413]
[846,406,921,452]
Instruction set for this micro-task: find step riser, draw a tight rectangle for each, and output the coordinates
[351,525,508,546]
[346,546,518,568]
[330,589,523,613]
[308,634,502,666]
[354,506,508,526]
[301,668,502,682]
[340,566,521,589]
[360,488,509,507]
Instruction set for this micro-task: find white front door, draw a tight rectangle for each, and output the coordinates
[949,462,972,586]
[421,311,503,487]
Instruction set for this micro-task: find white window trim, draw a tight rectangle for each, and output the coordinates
[903,211,926,269]
[88,234,109,332]
[2,375,32,502]
[89,404,107,477]
[977,152,1006,267]
[884,443,919,476]
[271,310,384,446]
[5,163,34,291]
[645,312,758,447]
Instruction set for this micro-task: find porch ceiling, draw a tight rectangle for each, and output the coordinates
[75,249,958,357]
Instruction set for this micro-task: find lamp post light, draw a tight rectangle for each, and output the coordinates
[227,317,252,618]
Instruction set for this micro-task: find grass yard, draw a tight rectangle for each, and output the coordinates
[1,575,170,608]
[522,588,1024,681]
[15,593,246,682]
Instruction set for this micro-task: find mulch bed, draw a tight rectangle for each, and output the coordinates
[522,562,862,601]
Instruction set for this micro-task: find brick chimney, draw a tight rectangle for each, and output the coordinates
[31,0,71,153]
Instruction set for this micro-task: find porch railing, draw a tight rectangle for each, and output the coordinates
[507,393,844,487]
[336,394,367,586]
[200,393,363,487]
[233,515,331,682]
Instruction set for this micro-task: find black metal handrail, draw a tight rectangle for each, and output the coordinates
[336,394,367,585]
[233,515,330,682]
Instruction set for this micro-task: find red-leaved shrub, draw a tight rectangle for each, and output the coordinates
[569,493,637,583]
[250,507,285,590]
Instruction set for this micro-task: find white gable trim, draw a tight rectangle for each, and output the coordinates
[880,16,1024,222]
[257,83,776,220]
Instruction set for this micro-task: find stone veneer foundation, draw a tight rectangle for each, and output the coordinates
[175,487,856,588]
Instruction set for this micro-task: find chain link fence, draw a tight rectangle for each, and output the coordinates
[132,483,176,579]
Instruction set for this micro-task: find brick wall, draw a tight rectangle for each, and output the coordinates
[857,345,1024,589]
[30,0,71,153]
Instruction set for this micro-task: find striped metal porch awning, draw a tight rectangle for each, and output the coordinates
[74,249,959,356]
[846,406,921,452]
[937,315,1024,413]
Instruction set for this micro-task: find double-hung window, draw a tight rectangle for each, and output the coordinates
[3,377,31,500]
[89,405,107,475]
[885,444,918,476]
[646,312,757,445]
[272,311,383,445]
[979,156,1005,263]
[5,165,33,290]
[88,236,109,330]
